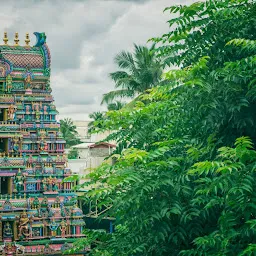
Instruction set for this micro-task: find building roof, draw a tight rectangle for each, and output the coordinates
[1,47,44,69]
[71,142,116,149]
[71,142,95,149]
[88,142,116,148]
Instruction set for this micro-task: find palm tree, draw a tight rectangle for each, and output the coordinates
[60,118,80,148]
[107,101,125,111]
[101,44,163,104]
[88,111,105,134]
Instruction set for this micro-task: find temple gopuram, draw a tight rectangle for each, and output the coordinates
[0,32,86,255]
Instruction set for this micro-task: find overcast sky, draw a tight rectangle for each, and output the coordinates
[0,0,193,120]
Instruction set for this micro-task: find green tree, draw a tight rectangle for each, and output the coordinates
[101,44,163,104]
[107,101,125,111]
[72,1,256,255]
[87,102,124,134]
[68,148,79,159]
[60,118,81,148]
[88,111,105,134]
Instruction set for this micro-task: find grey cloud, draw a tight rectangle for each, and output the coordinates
[1,0,132,70]
[0,0,196,120]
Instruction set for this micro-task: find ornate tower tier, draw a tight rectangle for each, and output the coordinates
[0,32,86,255]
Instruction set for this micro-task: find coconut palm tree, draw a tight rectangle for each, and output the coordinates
[88,111,105,134]
[101,44,163,104]
[107,101,125,111]
[60,118,80,148]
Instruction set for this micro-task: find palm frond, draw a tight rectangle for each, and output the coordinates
[106,43,164,103]
[101,89,135,104]
[114,51,136,72]
[107,101,126,111]
[110,72,140,90]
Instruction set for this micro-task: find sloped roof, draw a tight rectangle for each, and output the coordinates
[88,142,116,148]
[71,142,116,149]
[0,46,44,69]
[71,142,95,149]
[0,32,51,77]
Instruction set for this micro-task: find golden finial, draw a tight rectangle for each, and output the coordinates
[3,32,8,45]
[25,33,30,46]
[14,32,19,46]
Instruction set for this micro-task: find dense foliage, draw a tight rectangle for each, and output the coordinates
[60,118,81,148]
[88,102,125,133]
[74,0,256,255]
[88,111,106,134]
[68,148,79,159]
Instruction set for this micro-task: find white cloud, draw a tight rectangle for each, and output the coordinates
[0,0,195,120]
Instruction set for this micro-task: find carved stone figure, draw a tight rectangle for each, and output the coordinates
[5,242,14,254]
[52,182,58,192]
[25,74,32,85]
[25,105,30,114]
[39,140,44,151]
[49,219,58,237]
[42,178,47,191]
[56,154,60,162]
[7,105,16,120]
[6,74,12,92]
[35,110,40,120]
[47,176,53,191]
[60,220,67,238]
[13,169,24,195]
[18,211,31,240]
[44,141,48,151]
[3,222,13,238]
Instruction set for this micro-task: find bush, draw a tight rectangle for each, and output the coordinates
[68,148,78,159]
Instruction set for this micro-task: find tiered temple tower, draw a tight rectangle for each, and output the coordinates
[0,32,85,255]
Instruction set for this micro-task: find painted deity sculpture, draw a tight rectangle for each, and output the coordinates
[18,211,31,239]
[6,74,12,92]
[43,105,48,114]
[49,219,58,237]
[25,105,30,114]
[24,73,32,89]
[3,222,13,238]
[60,220,67,238]
[42,178,48,191]
[13,170,24,194]
[7,105,15,120]
[44,140,48,151]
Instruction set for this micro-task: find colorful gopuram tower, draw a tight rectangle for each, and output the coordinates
[0,32,86,255]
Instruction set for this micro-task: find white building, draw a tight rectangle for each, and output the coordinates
[68,142,115,185]
[73,120,113,144]
[68,120,116,185]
